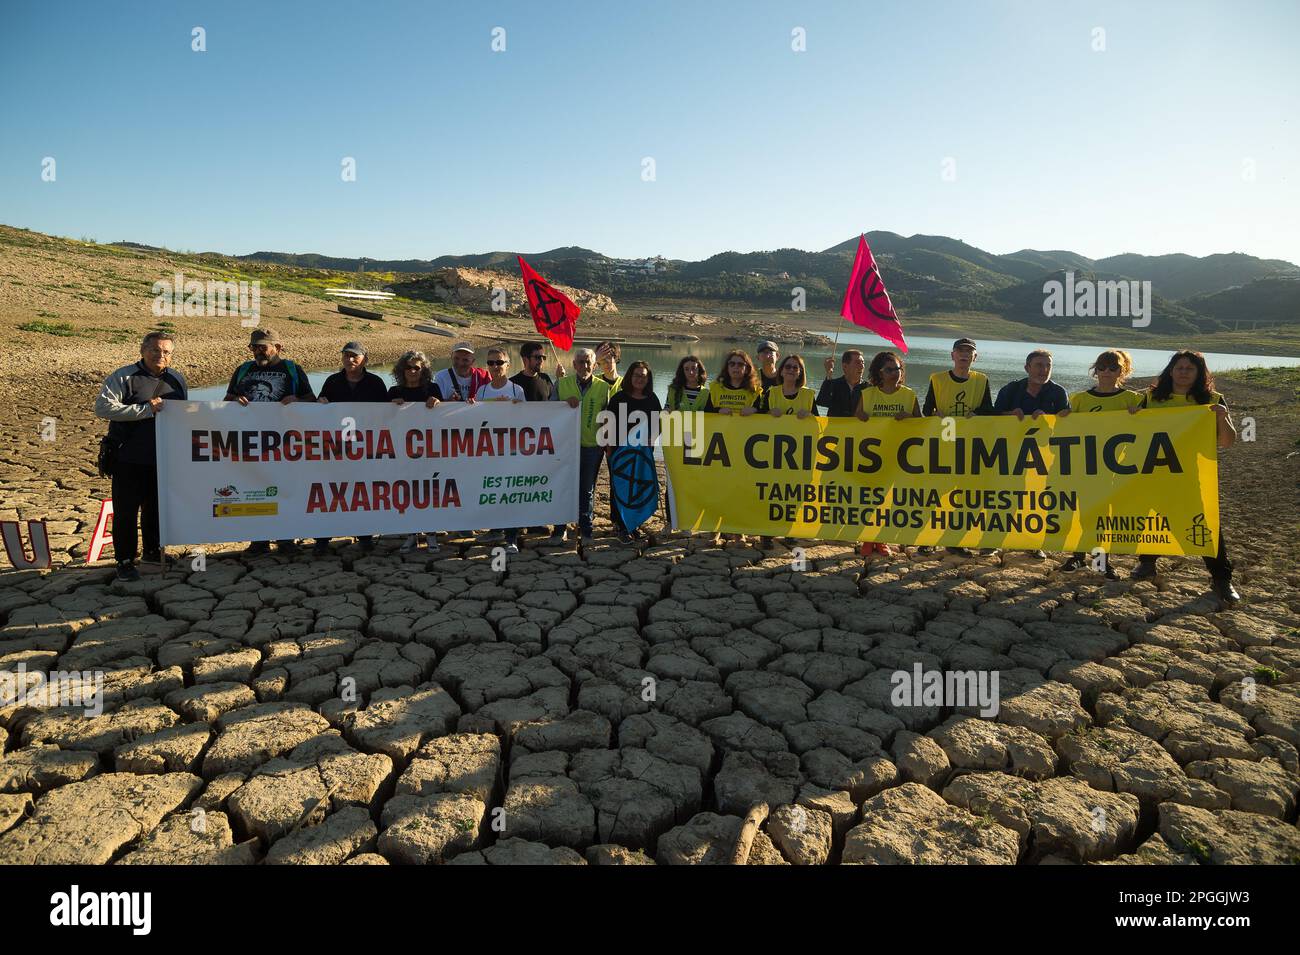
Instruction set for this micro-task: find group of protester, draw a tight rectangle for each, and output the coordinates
[94,329,1239,604]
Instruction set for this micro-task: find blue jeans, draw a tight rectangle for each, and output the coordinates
[578,445,605,536]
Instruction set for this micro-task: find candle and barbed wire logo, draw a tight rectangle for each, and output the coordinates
[1185,512,1213,549]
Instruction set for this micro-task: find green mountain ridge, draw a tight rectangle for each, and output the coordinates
[109,233,1300,327]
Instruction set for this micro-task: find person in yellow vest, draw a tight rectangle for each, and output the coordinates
[1058,349,1143,577]
[595,341,623,395]
[922,338,994,418]
[702,350,761,544]
[704,350,762,414]
[665,355,710,412]
[920,338,994,555]
[856,351,921,421]
[1130,350,1239,604]
[854,351,920,558]
[761,355,817,417]
[556,348,613,544]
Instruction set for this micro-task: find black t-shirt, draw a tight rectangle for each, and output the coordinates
[608,390,662,416]
[606,390,661,446]
[387,382,443,403]
[511,371,554,402]
[319,370,389,403]
[815,376,861,417]
[225,360,316,403]
[760,370,782,390]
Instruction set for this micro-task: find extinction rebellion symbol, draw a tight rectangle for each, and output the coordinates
[528,280,566,329]
[610,447,657,512]
[858,265,897,322]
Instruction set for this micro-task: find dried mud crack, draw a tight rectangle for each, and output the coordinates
[0,371,1297,865]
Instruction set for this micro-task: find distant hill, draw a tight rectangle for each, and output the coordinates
[110,233,1299,325]
[1094,252,1300,300]
[1180,276,1300,327]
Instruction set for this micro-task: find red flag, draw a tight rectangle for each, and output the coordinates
[518,256,580,351]
[840,234,907,353]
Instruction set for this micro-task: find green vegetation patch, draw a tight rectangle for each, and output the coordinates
[18,320,87,337]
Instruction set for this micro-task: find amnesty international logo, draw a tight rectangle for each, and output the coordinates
[1185,513,1213,549]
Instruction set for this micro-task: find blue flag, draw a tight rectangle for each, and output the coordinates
[609,445,659,533]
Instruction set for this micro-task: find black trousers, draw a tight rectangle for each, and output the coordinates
[1139,532,1232,581]
[111,461,158,562]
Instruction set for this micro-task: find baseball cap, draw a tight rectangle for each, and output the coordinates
[952,338,978,351]
[452,342,475,355]
[341,341,367,357]
[757,340,779,353]
[249,328,280,345]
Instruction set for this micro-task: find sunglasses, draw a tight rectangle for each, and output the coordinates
[486,360,506,367]
[1095,364,1120,371]
[727,360,749,367]
[404,366,424,373]
[881,365,901,373]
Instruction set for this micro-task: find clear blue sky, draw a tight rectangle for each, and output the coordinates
[2,0,1297,264]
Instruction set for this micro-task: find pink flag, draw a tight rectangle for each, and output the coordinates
[840,234,907,353]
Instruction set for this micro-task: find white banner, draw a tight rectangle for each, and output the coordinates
[156,400,578,545]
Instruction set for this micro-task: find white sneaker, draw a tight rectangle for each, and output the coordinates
[400,534,420,552]
[506,543,520,554]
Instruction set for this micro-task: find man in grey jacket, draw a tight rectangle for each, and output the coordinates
[94,331,188,580]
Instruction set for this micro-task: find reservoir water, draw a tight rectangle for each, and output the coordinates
[188,333,1300,407]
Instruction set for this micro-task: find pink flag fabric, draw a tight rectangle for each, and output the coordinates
[840,234,907,353]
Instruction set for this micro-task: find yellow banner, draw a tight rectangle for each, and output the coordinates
[663,407,1220,555]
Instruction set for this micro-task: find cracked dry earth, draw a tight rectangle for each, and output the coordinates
[1,385,1299,866]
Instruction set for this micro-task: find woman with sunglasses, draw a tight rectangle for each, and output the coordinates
[855,351,920,421]
[1057,349,1141,577]
[760,354,817,418]
[1129,350,1239,603]
[388,351,443,553]
[702,350,761,544]
[852,351,920,557]
[388,350,442,407]
[704,350,762,414]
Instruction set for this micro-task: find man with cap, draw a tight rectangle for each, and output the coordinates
[314,341,389,554]
[94,331,188,581]
[922,338,994,418]
[920,337,995,557]
[757,341,782,390]
[223,327,315,555]
[225,327,315,406]
[434,342,490,402]
[817,349,866,417]
[318,341,389,403]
